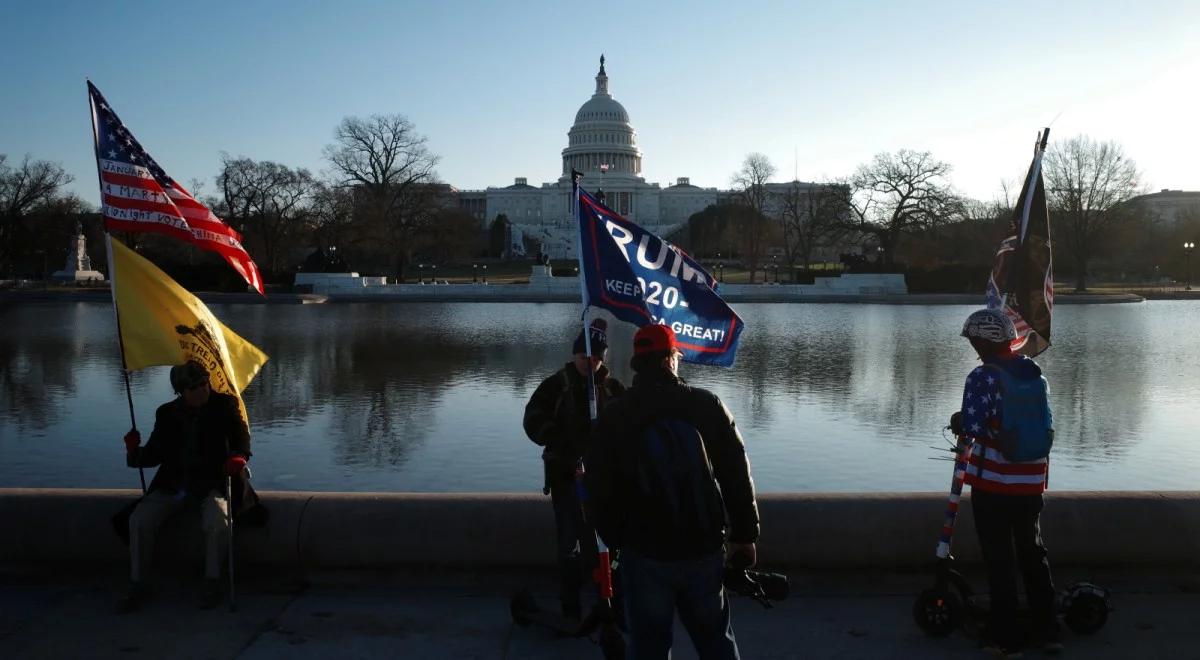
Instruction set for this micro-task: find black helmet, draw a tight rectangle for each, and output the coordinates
[169,360,209,393]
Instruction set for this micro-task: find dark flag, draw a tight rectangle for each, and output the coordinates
[88,81,264,294]
[986,129,1053,356]
[574,175,744,367]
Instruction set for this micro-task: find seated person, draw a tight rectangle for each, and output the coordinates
[117,360,251,613]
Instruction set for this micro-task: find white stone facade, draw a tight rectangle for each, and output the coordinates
[459,56,831,259]
[471,57,714,257]
[1128,189,1200,226]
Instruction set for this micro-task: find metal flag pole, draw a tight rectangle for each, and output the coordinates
[573,171,599,421]
[90,80,144,493]
[226,473,236,612]
[571,170,624,655]
[1017,128,1050,244]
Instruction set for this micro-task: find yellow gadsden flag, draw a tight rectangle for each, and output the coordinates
[109,237,268,420]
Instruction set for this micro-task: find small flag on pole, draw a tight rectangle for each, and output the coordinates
[574,179,744,367]
[987,129,1053,356]
[108,237,268,422]
[88,81,264,294]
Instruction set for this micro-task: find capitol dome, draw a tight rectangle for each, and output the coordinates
[562,56,643,177]
[574,95,630,124]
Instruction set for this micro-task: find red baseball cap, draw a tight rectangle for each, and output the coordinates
[633,324,678,356]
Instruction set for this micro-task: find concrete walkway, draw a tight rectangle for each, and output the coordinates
[2,565,1196,659]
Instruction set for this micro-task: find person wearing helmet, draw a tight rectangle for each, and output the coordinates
[116,360,252,613]
[955,309,1059,657]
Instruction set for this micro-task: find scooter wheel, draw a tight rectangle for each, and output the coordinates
[1064,592,1108,634]
[913,588,962,637]
[599,623,626,660]
[510,590,537,627]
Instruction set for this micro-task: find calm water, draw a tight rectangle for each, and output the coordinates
[2,300,1198,493]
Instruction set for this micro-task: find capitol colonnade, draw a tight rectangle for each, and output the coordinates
[459,56,823,259]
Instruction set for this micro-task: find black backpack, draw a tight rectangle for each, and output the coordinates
[627,417,726,550]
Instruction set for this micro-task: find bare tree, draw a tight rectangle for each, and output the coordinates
[845,150,961,267]
[323,114,440,280]
[0,154,74,274]
[780,182,849,270]
[310,181,357,252]
[417,207,483,263]
[218,156,316,278]
[730,153,777,282]
[1043,135,1142,291]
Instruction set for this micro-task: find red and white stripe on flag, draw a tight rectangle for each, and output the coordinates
[98,161,263,294]
[89,81,264,294]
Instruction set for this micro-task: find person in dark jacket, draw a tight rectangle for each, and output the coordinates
[523,319,626,618]
[586,324,759,660]
[116,360,252,613]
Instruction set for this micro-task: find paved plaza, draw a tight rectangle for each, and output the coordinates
[3,565,1197,659]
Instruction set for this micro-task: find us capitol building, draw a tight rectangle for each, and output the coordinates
[453,56,740,258]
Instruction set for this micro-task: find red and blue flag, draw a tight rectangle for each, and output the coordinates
[575,184,744,367]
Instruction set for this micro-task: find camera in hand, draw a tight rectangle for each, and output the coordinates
[723,567,790,609]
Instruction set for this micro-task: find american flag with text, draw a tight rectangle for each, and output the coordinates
[88,81,263,294]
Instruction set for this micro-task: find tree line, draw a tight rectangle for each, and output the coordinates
[688,135,1194,291]
[0,114,480,288]
[2,126,1195,291]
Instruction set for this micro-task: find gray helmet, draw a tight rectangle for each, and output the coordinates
[961,308,1017,343]
[169,360,210,393]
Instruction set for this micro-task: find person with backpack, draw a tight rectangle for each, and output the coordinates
[955,308,1060,657]
[523,319,626,619]
[586,324,759,660]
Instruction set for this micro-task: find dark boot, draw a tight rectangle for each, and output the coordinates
[115,581,150,615]
[198,578,222,610]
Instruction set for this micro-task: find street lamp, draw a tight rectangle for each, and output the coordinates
[1185,241,1195,291]
[473,263,478,284]
[418,263,425,285]
[772,255,778,284]
[431,263,437,284]
[482,263,488,285]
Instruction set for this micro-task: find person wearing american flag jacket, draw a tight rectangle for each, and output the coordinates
[953,308,1061,657]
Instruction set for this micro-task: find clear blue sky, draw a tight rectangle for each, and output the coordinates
[2,0,1197,206]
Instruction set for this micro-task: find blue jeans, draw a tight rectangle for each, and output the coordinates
[621,549,739,660]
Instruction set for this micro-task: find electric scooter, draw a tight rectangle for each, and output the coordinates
[510,458,624,660]
[912,425,1111,639]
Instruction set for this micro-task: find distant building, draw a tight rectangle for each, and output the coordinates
[450,56,824,258]
[1127,189,1200,226]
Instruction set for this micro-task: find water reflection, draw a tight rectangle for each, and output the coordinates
[1,300,1197,492]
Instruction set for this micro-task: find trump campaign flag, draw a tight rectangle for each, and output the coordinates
[575,182,744,367]
[108,237,268,423]
[88,81,264,294]
[986,129,1053,356]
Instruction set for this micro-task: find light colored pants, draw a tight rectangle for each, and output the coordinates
[128,489,229,583]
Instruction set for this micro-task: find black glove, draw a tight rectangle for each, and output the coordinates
[536,423,561,446]
[949,411,963,435]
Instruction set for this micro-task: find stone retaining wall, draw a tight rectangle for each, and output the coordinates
[3,489,1197,569]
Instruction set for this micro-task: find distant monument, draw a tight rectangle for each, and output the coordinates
[506,223,527,258]
[51,222,106,282]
